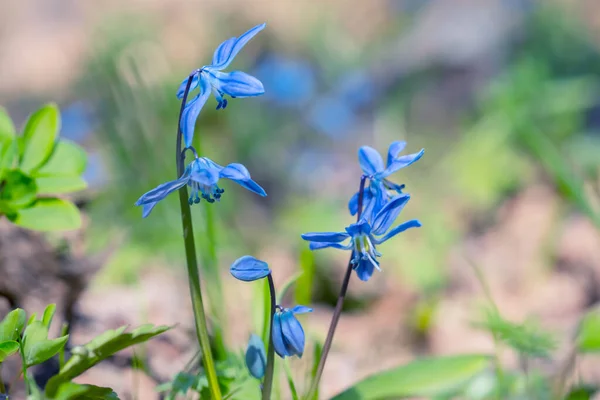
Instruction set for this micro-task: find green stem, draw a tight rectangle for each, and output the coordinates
[261,275,277,400]
[0,364,5,394]
[176,73,222,400]
[19,342,29,395]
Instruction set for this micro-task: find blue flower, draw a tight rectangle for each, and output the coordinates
[177,23,266,147]
[135,157,266,217]
[245,333,267,380]
[303,195,421,281]
[230,255,270,282]
[272,305,312,358]
[349,141,424,218]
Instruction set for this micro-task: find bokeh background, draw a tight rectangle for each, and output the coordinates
[2,0,600,398]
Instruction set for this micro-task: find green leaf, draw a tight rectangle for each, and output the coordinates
[0,340,19,361]
[0,170,37,210]
[22,320,68,367]
[306,341,323,400]
[276,271,303,305]
[564,385,597,400]
[54,382,120,400]
[330,355,491,400]
[11,198,81,232]
[295,247,315,305]
[0,107,15,141]
[20,104,61,173]
[35,176,87,195]
[0,308,26,341]
[46,324,171,396]
[0,139,17,182]
[35,139,87,176]
[578,310,600,353]
[42,304,56,330]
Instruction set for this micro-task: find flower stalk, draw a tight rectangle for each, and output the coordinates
[261,274,277,400]
[176,74,222,400]
[306,175,367,400]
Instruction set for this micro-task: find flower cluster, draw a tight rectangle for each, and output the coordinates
[303,141,424,281]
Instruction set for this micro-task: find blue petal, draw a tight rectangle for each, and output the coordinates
[220,163,267,196]
[291,305,313,315]
[245,334,267,379]
[181,74,211,147]
[212,37,236,66]
[371,194,410,236]
[211,23,266,70]
[386,141,407,167]
[210,70,265,98]
[348,186,375,216]
[354,258,378,281]
[230,255,270,282]
[373,219,421,244]
[142,202,158,218]
[301,232,349,243]
[191,160,220,186]
[272,312,290,358]
[348,192,359,215]
[345,220,371,237]
[309,242,352,251]
[378,148,425,179]
[280,311,305,357]
[135,169,191,206]
[176,72,200,99]
[358,146,384,176]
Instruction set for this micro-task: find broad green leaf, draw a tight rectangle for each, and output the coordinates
[46,324,171,396]
[54,382,119,400]
[23,320,69,367]
[578,310,600,353]
[331,355,491,400]
[35,176,87,195]
[10,198,81,232]
[0,340,19,362]
[42,304,56,330]
[0,107,15,141]
[0,170,37,210]
[0,139,17,181]
[20,104,60,173]
[0,308,26,341]
[35,139,87,176]
[295,247,314,305]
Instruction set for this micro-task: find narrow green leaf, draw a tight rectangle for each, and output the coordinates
[306,341,323,400]
[46,324,171,396]
[20,104,61,173]
[0,340,19,362]
[283,359,299,400]
[578,310,600,353]
[35,176,87,195]
[0,308,26,341]
[0,107,15,141]
[11,198,81,232]
[0,139,17,181]
[42,304,56,330]
[276,271,303,305]
[331,355,491,400]
[35,139,87,176]
[0,170,37,210]
[295,248,315,306]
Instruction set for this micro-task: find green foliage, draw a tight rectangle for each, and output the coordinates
[577,309,600,353]
[46,324,171,396]
[0,105,88,232]
[331,355,490,400]
[477,310,556,358]
[0,340,19,362]
[52,382,119,400]
[0,308,26,341]
[22,321,69,367]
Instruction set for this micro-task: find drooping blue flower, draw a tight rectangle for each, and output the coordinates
[349,141,424,218]
[245,333,267,379]
[135,157,266,217]
[230,255,271,282]
[272,305,312,358]
[177,23,266,147]
[303,194,421,281]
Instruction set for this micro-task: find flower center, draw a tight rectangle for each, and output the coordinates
[188,181,225,205]
[351,233,380,267]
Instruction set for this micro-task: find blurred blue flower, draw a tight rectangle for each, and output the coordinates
[272,305,312,358]
[303,195,421,281]
[135,157,266,218]
[349,141,424,218]
[255,55,316,107]
[245,334,267,379]
[177,23,266,147]
[230,255,271,282]
[307,95,356,138]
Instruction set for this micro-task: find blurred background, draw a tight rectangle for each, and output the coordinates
[2,0,600,398]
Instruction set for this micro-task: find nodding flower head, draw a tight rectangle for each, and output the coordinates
[135,156,266,218]
[245,334,267,380]
[177,23,266,147]
[272,305,312,359]
[303,194,421,281]
[349,141,424,218]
